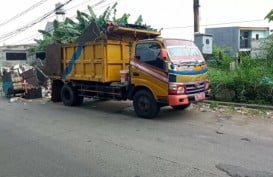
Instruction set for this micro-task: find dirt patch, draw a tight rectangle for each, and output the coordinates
[194,102,273,120]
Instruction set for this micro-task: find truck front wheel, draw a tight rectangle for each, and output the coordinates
[61,85,83,106]
[133,90,160,119]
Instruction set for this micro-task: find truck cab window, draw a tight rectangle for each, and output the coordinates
[136,43,160,62]
[136,43,164,69]
[136,42,164,69]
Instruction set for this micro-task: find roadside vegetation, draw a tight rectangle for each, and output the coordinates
[206,9,273,105]
[207,43,273,105]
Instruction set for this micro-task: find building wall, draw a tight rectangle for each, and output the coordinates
[206,27,270,58]
[251,39,267,59]
[205,27,239,57]
[0,44,35,67]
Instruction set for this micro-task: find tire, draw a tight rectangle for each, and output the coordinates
[172,104,191,110]
[61,84,82,106]
[51,80,63,102]
[133,90,160,119]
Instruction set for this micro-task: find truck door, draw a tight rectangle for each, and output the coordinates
[130,42,168,99]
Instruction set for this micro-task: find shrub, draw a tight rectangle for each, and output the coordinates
[208,55,273,105]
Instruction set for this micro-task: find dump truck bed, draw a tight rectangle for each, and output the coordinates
[62,39,130,82]
[46,23,160,83]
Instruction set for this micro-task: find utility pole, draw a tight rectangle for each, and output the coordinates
[193,0,200,33]
[55,2,65,22]
[193,0,213,55]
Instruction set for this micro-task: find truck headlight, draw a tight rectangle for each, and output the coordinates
[169,83,186,95]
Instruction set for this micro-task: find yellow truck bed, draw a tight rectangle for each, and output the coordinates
[46,24,160,83]
[62,39,130,82]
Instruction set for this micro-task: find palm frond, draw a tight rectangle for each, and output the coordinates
[38,30,52,38]
[265,9,273,22]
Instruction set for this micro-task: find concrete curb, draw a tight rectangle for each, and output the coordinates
[203,100,273,111]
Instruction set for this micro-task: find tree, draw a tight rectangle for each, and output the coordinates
[30,2,152,53]
[265,9,273,22]
[263,9,273,64]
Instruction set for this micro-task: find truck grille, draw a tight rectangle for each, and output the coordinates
[185,81,206,94]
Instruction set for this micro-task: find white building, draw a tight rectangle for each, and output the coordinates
[205,26,270,58]
[0,44,36,67]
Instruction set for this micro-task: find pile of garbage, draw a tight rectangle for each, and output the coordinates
[1,64,51,99]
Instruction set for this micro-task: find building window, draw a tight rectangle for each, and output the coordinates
[240,32,249,48]
[6,52,27,60]
[256,34,259,40]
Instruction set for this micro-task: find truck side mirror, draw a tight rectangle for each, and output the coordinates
[160,49,168,60]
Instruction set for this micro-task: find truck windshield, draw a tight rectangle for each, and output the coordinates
[167,46,202,58]
[163,39,204,62]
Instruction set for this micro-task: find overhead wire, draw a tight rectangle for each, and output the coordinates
[11,17,269,44]
[0,0,74,42]
[64,0,92,12]
[9,0,266,44]
[0,0,49,27]
[16,32,43,44]
[15,0,113,44]
[163,19,266,30]
[67,0,110,19]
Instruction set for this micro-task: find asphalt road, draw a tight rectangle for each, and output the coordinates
[0,97,273,177]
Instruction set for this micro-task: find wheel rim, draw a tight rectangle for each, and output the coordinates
[138,95,151,112]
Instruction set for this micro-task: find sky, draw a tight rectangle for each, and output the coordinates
[0,0,272,46]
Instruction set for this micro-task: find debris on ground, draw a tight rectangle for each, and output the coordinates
[193,102,273,119]
[1,64,51,100]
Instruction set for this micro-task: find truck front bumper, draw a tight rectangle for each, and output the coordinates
[168,90,211,106]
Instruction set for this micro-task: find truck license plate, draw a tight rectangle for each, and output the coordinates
[195,93,205,101]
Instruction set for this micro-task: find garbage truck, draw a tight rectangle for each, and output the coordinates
[45,22,210,118]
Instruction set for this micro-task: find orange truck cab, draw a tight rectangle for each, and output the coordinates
[46,23,210,118]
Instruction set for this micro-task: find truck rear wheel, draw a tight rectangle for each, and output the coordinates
[133,90,160,119]
[61,85,83,106]
[51,80,63,102]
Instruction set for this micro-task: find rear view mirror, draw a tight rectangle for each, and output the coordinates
[160,49,168,60]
